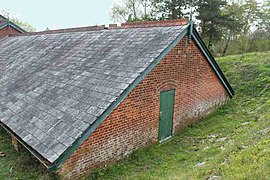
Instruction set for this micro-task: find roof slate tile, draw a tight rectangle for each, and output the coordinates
[0,25,187,163]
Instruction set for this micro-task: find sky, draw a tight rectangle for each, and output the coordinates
[0,0,115,31]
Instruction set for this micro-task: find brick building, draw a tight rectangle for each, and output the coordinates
[0,19,234,178]
[0,15,26,37]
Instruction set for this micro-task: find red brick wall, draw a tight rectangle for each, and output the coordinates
[0,26,22,38]
[57,36,229,178]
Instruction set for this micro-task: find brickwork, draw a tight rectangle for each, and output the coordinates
[57,36,229,178]
[0,26,22,38]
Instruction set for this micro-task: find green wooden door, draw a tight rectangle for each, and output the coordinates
[158,89,175,142]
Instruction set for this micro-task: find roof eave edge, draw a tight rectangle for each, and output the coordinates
[48,26,189,171]
[0,122,52,168]
[9,22,27,33]
[191,29,235,97]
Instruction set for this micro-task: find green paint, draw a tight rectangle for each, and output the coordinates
[188,20,193,43]
[158,90,175,142]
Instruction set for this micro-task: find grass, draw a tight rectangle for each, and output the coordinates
[1,51,270,179]
[0,128,59,179]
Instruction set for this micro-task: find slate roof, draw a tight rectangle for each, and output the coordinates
[0,25,188,163]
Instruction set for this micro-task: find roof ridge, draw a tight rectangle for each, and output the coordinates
[8,19,188,37]
[16,25,106,36]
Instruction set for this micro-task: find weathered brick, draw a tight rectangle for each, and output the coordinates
[0,26,22,38]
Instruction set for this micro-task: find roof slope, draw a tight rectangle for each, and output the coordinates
[0,25,187,163]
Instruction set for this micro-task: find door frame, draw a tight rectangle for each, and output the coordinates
[158,89,175,143]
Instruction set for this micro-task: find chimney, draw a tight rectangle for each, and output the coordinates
[109,24,118,29]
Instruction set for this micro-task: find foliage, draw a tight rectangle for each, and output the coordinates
[248,29,270,52]
[9,18,36,32]
[0,128,58,179]
[110,0,154,22]
[151,0,192,20]
[196,0,241,51]
[257,0,270,33]
[110,0,189,22]
[238,0,259,54]
[1,51,270,179]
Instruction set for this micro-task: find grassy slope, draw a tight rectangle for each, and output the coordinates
[0,52,270,179]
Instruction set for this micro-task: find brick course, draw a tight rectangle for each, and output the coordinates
[57,36,229,178]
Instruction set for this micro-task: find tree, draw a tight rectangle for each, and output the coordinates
[0,9,36,32]
[152,0,187,19]
[110,0,198,22]
[247,0,270,52]
[220,2,244,56]
[110,0,154,22]
[257,0,270,32]
[196,0,236,49]
[9,18,36,32]
[150,0,198,20]
[238,0,258,53]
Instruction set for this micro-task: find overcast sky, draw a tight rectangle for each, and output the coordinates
[0,0,115,31]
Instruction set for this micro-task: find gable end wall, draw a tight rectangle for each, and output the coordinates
[57,36,230,178]
[0,26,22,38]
